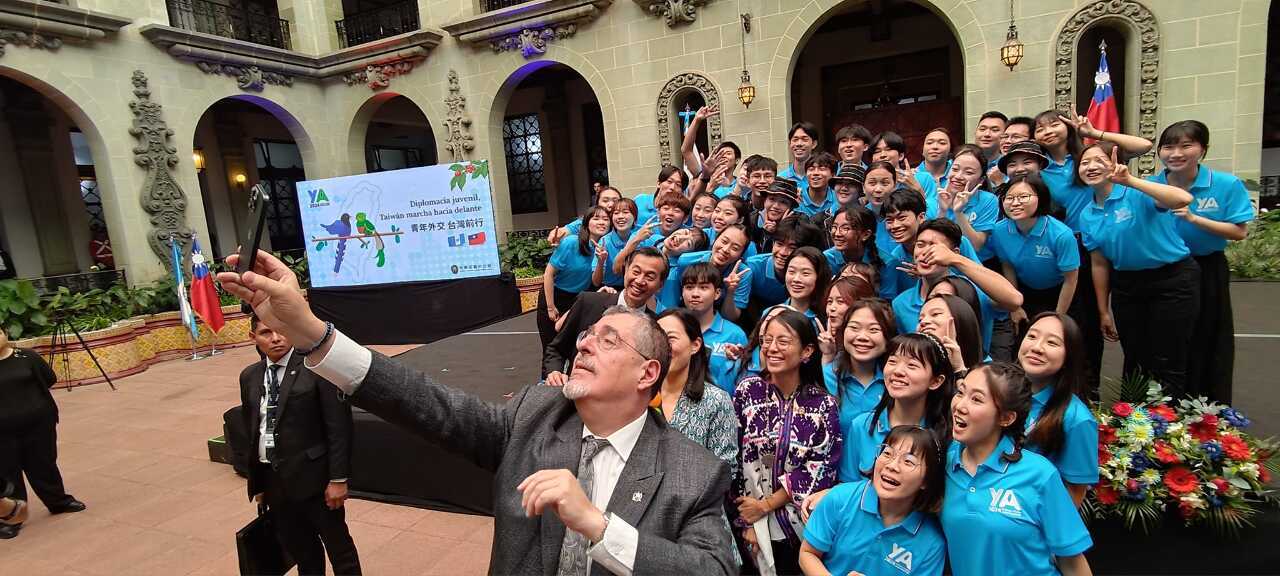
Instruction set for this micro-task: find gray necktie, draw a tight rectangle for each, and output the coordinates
[557,436,611,576]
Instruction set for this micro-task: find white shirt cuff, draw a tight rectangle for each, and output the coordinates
[303,329,371,395]
[587,513,637,575]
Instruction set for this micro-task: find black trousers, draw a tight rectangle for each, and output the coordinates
[1111,257,1201,399]
[536,287,580,350]
[983,257,1017,362]
[1071,235,1104,397]
[1189,251,1234,403]
[260,466,362,576]
[0,417,73,511]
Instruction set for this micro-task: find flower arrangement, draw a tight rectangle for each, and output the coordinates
[1087,378,1279,535]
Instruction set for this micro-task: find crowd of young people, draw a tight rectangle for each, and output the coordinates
[536,108,1253,575]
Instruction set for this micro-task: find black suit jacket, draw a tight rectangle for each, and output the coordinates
[541,291,656,378]
[239,352,353,502]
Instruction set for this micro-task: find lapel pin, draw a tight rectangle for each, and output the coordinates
[631,492,643,502]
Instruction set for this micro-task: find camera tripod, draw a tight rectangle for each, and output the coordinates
[44,315,114,391]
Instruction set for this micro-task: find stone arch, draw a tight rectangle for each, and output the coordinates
[655,72,723,166]
[197,93,317,172]
[1054,0,1160,174]
[768,0,987,160]
[485,52,615,236]
[346,91,439,173]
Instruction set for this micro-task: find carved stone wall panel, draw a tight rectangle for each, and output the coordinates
[490,24,578,59]
[444,70,475,160]
[632,0,712,27]
[342,61,416,90]
[196,62,292,92]
[0,28,61,57]
[1054,0,1159,174]
[656,73,722,166]
[128,70,192,270]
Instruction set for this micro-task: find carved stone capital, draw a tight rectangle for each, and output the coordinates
[342,61,415,90]
[443,70,475,160]
[195,62,293,92]
[656,72,723,166]
[1054,0,1159,174]
[490,24,577,59]
[128,70,192,272]
[632,0,712,27]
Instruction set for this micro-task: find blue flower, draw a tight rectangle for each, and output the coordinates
[1152,419,1168,435]
[1123,487,1148,502]
[1130,454,1154,473]
[1220,408,1251,429]
[1202,441,1223,462]
[1207,494,1224,508]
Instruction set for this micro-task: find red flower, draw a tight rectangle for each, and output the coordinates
[1095,485,1120,505]
[1112,402,1135,418]
[1154,441,1181,465]
[1219,434,1252,461]
[1189,415,1220,442]
[1260,467,1272,484]
[1164,467,1199,495]
[1098,446,1112,465]
[1150,404,1178,422]
[1211,478,1230,493]
[1125,478,1140,493]
[1178,501,1196,519]
[465,165,476,174]
[1098,424,1118,445]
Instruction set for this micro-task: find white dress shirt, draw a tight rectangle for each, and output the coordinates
[258,350,293,464]
[307,329,642,574]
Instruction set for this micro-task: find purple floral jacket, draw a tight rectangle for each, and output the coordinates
[733,375,841,541]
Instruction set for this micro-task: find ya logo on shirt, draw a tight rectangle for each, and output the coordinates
[1196,197,1220,212]
[1034,244,1054,258]
[989,488,1024,518]
[1113,207,1133,223]
[885,543,914,574]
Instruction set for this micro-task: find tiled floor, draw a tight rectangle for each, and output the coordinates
[0,344,494,575]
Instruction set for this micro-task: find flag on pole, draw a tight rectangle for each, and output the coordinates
[1085,42,1121,142]
[189,237,225,333]
[168,237,199,341]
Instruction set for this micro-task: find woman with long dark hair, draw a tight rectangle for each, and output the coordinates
[654,308,739,471]
[783,247,831,322]
[538,206,611,346]
[1149,120,1254,402]
[943,362,1092,575]
[1076,141,1198,397]
[734,310,840,575]
[917,294,984,373]
[989,174,1080,338]
[1019,313,1097,506]
[592,197,639,290]
[822,204,883,275]
[821,299,898,472]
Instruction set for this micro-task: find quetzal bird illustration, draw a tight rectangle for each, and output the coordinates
[354,212,386,267]
[319,213,352,274]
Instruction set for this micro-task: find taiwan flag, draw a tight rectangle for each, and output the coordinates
[189,237,225,333]
[1085,47,1120,143]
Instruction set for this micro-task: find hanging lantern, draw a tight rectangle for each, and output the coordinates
[1000,0,1024,71]
[737,69,756,108]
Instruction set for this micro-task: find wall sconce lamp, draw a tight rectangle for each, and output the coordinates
[192,149,205,172]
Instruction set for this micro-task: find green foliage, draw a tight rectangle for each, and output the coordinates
[0,279,49,339]
[1227,209,1280,280]
[276,251,311,290]
[500,235,553,276]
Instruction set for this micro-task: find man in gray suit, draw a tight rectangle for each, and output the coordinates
[218,251,735,575]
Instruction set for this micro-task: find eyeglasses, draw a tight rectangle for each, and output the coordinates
[1004,194,1036,205]
[831,224,854,234]
[876,445,922,471]
[577,325,651,360]
[760,336,796,350]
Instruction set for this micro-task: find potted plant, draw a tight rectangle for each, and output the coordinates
[501,234,554,313]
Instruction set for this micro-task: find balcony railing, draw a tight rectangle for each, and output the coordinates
[481,0,533,12]
[165,0,292,50]
[335,0,420,48]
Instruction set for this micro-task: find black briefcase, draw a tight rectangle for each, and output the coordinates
[235,505,294,576]
[223,406,249,478]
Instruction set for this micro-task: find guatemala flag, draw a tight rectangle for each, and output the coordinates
[169,237,200,341]
[189,237,225,333]
[1086,46,1121,142]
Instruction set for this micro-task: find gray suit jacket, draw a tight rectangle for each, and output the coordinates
[350,351,735,575]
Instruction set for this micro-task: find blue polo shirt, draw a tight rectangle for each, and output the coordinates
[711,178,741,199]
[1078,184,1190,271]
[563,218,583,236]
[917,160,951,191]
[1040,154,1093,231]
[778,162,810,197]
[705,229,759,260]
[548,238,595,292]
[943,189,1000,261]
[841,411,926,482]
[823,246,883,277]
[797,186,837,218]
[941,436,1092,576]
[895,175,942,219]
[823,363,886,447]
[892,277,996,354]
[804,480,947,576]
[634,193,657,227]
[880,237,982,299]
[1025,386,1099,485]
[745,252,788,307]
[872,209,898,259]
[1149,165,1255,256]
[590,231,633,287]
[703,313,749,394]
[664,250,753,311]
[989,217,1080,290]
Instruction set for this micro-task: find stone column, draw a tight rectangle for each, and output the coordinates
[47,106,94,273]
[277,0,343,55]
[0,92,42,277]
